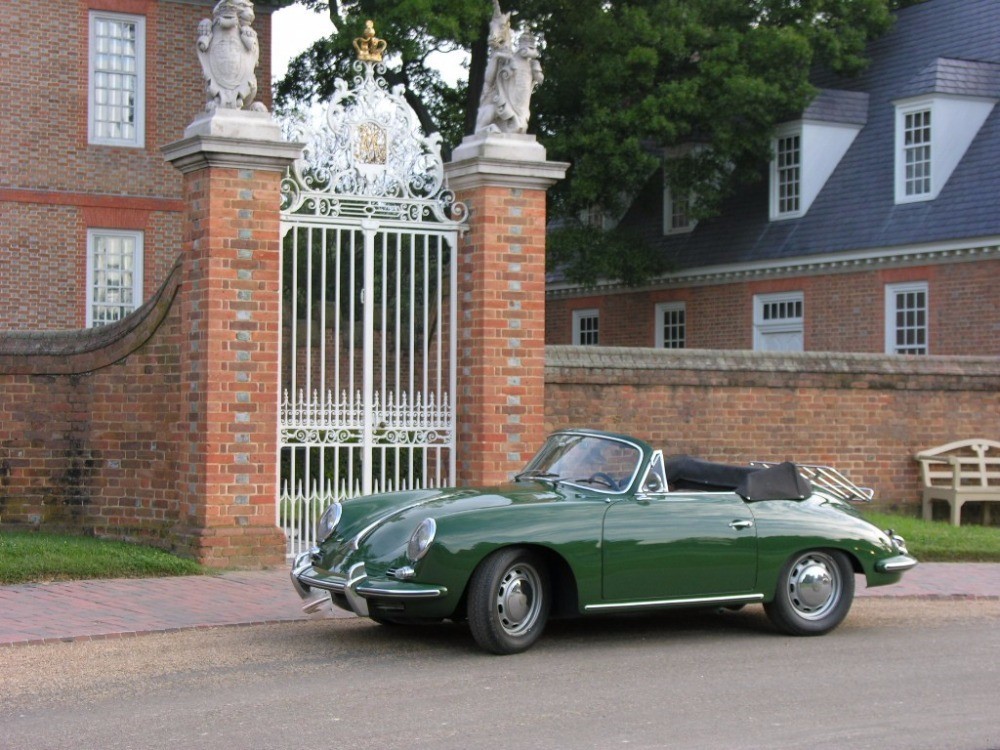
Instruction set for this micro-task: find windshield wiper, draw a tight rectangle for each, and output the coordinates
[514,470,561,485]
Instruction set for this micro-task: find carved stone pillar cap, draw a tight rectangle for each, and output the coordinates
[451,132,548,163]
[447,133,568,191]
[183,108,283,141]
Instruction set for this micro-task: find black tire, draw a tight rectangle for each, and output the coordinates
[764,549,855,636]
[467,548,550,654]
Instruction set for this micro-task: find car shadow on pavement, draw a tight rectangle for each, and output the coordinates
[293,605,779,657]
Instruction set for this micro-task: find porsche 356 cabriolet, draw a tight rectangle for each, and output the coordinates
[291,429,916,654]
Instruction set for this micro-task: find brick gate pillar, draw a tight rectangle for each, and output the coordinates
[163,111,301,568]
[445,134,568,486]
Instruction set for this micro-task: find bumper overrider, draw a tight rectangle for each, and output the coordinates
[874,531,918,574]
[874,554,918,573]
[291,550,447,618]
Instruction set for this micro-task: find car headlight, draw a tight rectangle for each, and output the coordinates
[886,528,909,555]
[407,518,437,562]
[317,502,343,541]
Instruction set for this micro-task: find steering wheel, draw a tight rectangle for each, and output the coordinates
[586,472,619,490]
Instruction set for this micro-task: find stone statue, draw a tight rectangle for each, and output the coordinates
[196,0,266,113]
[474,0,544,135]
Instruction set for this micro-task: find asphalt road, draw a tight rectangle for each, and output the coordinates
[2,599,998,750]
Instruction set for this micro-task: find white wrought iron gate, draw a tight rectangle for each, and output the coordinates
[278,58,466,555]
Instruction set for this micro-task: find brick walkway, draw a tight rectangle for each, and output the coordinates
[1,563,997,647]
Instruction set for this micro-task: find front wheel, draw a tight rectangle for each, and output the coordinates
[467,548,550,655]
[764,550,855,636]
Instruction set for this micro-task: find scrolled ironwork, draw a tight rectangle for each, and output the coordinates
[281,60,467,230]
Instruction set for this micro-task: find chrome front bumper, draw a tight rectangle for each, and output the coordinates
[291,551,447,618]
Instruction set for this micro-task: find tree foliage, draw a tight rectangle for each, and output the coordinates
[276,0,904,284]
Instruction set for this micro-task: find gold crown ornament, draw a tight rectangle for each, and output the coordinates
[354,20,388,62]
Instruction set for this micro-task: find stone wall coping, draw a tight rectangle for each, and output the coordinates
[0,257,182,375]
[545,344,1000,379]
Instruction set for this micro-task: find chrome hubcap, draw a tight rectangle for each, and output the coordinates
[787,553,840,620]
[496,563,542,636]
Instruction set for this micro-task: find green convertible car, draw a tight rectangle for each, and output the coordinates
[291,428,917,654]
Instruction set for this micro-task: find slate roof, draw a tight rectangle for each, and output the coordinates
[615,0,1000,278]
[803,89,869,126]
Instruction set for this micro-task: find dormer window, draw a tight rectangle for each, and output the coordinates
[893,59,999,204]
[663,185,696,235]
[662,148,699,235]
[902,108,932,197]
[769,90,867,221]
[772,130,802,218]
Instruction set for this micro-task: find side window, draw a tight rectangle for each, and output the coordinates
[89,12,145,147]
[753,292,804,352]
[655,302,686,349]
[87,230,144,327]
[885,282,928,354]
[572,309,599,346]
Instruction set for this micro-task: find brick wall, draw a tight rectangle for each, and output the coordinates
[544,345,1000,515]
[0,151,293,568]
[4,328,995,558]
[0,260,188,545]
[546,258,1000,355]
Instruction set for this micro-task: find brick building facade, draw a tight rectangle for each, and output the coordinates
[0,0,283,331]
[547,0,1000,357]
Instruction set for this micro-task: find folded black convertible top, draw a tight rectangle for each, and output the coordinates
[663,456,813,501]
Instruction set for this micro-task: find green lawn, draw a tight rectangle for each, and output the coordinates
[0,530,204,585]
[862,511,1000,562]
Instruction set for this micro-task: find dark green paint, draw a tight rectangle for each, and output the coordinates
[302,430,914,621]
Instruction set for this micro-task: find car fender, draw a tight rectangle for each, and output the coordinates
[751,498,900,599]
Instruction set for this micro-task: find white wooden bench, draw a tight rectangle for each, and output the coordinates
[915,439,1000,526]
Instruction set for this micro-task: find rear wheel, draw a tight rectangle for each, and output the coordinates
[467,548,550,655]
[764,550,854,636]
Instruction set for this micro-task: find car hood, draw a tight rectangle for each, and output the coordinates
[325,481,564,549]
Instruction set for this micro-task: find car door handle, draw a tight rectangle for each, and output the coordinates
[729,520,754,530]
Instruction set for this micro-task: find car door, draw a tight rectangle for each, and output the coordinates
[601,492,757,601]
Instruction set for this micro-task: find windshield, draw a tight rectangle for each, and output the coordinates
[518,433,642,492]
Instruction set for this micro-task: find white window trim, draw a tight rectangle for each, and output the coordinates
[87,229,144,327]
[663,184,696,235]
[654,302,686,348]
[753,292,804,352]
[894,94,996,204]
[572,308,599,346]
[770,125,803,220]
[769,119,862,221]
[895,100,933,204]
[88,11,146,148]
[884,281,929,355]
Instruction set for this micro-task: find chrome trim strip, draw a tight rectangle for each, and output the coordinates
[584,593,764,612]
[356,584,446,599]
[547,430,646,494]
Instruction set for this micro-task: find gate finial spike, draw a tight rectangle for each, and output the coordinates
[354,20,387,62]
